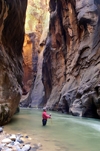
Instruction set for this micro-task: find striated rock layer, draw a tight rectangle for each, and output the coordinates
[0,0,27,125]
[42,0,100,118]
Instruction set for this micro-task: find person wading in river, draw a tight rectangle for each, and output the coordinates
[42,107,51,126]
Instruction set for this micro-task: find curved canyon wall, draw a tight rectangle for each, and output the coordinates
[42,0,100,118]
[21,0,50,107]
[21,0,100,119]
[0,0,27,125]
[22,0,49,94]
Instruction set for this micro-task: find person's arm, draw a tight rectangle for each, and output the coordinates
[49,113,52,118]
[45,112,51,118]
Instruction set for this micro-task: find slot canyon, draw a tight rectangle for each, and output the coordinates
[0,0,100,125]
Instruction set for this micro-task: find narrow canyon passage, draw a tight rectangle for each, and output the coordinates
[0,0,100,150]
[21,0,100,120]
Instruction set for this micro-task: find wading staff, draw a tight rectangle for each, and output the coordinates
[49,113,52,125]
[51,118,53,125]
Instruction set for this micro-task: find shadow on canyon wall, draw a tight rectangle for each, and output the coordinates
[21,0,100,119]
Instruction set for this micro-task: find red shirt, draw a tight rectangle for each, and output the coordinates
[42,111,50,120]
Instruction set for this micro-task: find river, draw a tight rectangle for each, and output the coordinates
[4,108,100,151]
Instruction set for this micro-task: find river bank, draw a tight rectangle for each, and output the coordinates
[0,127,42,151]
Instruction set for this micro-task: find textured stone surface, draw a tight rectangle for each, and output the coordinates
[21,0,50,107]
[20,0,100,118]
[0,0,27,125]
[20,6,50,107]
[23,34,33,93]
[22,0,49,94]
[42,0,100,118]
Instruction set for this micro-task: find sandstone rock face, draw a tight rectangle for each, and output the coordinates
[28,45,45,107]
[20,0,50,107]
[42,0,100,118]
[0,0,27,125]
[22,0,49,94]
[23,34,33,93]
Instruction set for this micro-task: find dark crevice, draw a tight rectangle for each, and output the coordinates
[49,0,56,12]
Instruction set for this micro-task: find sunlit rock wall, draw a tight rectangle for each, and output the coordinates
[20,0,50,107]
[0,0,27,125]
[43,0,100,118]
[22,0,49,94]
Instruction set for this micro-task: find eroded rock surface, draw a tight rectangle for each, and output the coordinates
[20,0,100,118]
[22,0,49,94]
[20,0,50,107]
[0,0,27,125]
[42,0,100,118]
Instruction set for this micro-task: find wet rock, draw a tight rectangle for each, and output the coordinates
[9,141,14,146]
[9,135,16,141]
[14,141,21,146]
[11,147,17,151]
[15,146,21,151]
[22,144,31,151]
[17,134,23,138]
[38,143,42,147]
[16,139,24,144]
[30,147,39,151]
[0,128,3,133]
[5,148,13,151]
[2,138,12,144]
[0,132,34,151]
[6,144,13,148]
[0,144,6,147]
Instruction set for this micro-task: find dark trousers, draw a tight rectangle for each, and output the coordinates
[42,119,47,126]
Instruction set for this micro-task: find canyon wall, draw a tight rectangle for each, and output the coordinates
[0,0,27,125]
[42,0,100,118]
[21,0,100,119]
[22,0,49,94]
[20,0,50,107]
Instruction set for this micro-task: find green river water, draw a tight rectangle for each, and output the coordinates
[4,108,100,151]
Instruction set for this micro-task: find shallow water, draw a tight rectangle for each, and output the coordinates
[4,108,100,151]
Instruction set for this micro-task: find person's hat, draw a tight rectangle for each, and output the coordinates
[43,107,47,111]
